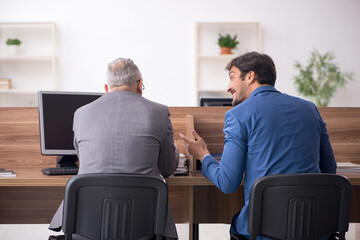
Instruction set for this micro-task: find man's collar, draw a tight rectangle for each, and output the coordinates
[250,85,280,98]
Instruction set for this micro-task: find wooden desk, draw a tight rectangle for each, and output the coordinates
[1,168,360,223]
[1,107,360,239]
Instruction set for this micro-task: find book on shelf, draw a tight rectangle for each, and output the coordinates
[0,78,12,89]
[0,168,16,176]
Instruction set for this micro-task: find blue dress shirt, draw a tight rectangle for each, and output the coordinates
[201,86,336,239]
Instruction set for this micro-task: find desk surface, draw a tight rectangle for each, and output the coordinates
[1,168,360,187]
[0,168,212,187]
[1,168,360,228]
[1,107,359,236]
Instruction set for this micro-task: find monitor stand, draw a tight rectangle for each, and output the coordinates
[56,155,78,168]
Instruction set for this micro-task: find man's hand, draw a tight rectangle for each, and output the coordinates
[179,130,210,162]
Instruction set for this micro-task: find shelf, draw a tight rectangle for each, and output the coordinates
[196,22,260,26]
[195,22,261,104]
[0,22,55,27]
[0,89,39,94]
[198,89,229,93]
[198,91,230,99]
[0,55,55,61]
[0,22,56,106]
[197,55,238,59]
[196,22,261,56]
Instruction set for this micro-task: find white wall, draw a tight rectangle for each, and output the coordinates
[0,0,359,106]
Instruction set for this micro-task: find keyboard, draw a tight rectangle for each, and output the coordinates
[41,167,79,175]
[174,169,189,176]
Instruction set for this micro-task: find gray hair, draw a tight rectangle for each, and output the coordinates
[106,58,142,87]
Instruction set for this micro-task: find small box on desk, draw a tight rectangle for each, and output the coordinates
[0,78,11,89]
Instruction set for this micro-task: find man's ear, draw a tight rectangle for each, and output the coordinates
[104,84,109,93]
[137,79,143,95]
[247,71,256,84]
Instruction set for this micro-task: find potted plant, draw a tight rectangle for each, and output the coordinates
[294,49,354,107]
[6,38,22,55]
[217,33,239,55]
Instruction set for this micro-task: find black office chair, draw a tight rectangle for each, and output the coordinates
[248,173,351,240]
[61,173,168,240]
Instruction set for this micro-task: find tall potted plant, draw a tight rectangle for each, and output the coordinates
[293,50,354,107]
[217,34,239,55]
[6,38,22,55]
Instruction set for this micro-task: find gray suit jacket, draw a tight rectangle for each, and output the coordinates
[49,90,179,238]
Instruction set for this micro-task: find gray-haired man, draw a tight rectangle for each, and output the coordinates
[49,58,179,239]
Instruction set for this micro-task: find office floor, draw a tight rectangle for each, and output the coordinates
[0,223,359,239]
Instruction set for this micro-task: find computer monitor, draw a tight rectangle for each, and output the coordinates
[38,91,103,167]
[199,97,233,107]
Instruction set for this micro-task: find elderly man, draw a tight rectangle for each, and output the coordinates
[50,58,179,239]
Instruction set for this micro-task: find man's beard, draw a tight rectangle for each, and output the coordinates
[232,97,244,107]
[232,99,240,107]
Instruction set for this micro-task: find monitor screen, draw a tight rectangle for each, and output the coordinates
[38,91,103,156]
[199,98,233,107]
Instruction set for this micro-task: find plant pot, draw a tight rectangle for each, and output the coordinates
[7,45,19,55]
[220,47,232,55]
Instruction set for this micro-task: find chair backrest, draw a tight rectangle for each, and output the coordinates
[248,173,351,240]
[62,173,168,240]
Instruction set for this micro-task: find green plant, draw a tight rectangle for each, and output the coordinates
[294,50,354,107]
[6,38,22,46]
[217,34,239,49]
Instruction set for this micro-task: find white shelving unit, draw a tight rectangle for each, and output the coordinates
[0,22,56,107]
[195,22,261,104]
